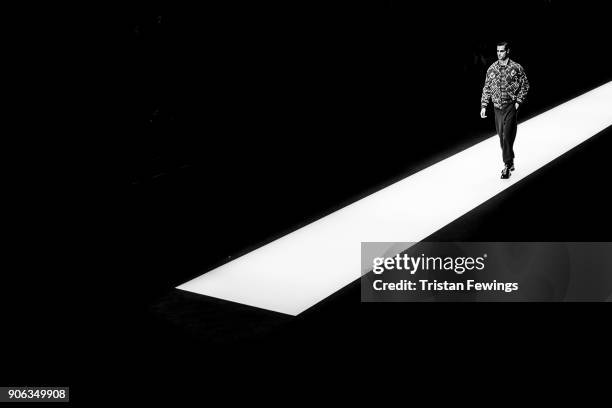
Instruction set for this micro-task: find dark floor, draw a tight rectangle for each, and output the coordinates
[9,119,609,401]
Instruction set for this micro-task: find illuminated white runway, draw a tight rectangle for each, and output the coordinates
[177,82,612,315]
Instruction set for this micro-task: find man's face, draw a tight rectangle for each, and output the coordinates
[497,45,509,61]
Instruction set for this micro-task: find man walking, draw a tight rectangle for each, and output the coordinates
[480,41,530,179]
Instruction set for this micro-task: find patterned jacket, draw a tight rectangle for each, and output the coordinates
[481,58,530,109]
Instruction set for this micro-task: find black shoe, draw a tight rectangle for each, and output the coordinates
[509,163,515,172]
[501,166,511,179]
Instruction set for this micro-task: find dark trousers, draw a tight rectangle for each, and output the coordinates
[494,102,518,165]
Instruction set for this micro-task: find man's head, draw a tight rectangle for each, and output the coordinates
[497,41,510,62]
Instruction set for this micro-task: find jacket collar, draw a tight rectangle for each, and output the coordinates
[496,58,514,67]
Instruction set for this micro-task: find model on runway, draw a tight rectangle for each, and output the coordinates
[480,41,530,179]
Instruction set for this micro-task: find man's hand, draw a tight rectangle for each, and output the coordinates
[515,103,519,110]
[480,107,487,118]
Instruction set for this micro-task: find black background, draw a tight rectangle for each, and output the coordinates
[4,1,612,402]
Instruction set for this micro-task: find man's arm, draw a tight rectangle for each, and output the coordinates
[480,69,492,118]
[481,69,492,109]
[516,65,530,105]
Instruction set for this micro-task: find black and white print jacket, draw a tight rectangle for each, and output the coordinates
[481,59,530,109]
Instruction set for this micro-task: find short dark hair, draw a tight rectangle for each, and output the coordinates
[497,41,510,51]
